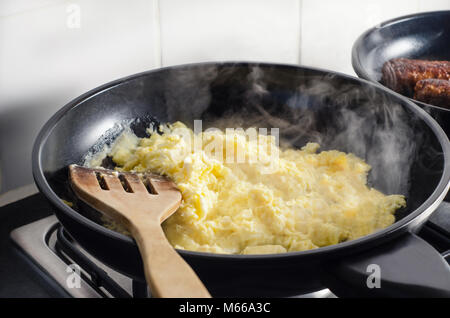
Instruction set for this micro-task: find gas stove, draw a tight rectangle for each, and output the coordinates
[11,215,142,298]
[9,215,336,298]
[1,194,449,298]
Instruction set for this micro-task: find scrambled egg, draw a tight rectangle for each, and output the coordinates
[92,122,406,255]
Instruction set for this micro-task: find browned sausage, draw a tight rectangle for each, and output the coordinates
[381,58,450,97]
[414,79,450,109]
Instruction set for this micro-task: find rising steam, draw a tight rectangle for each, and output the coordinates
[86,63,422,197]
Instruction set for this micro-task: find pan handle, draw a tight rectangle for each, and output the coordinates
[322,233,450,298]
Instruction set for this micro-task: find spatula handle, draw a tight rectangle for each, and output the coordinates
[131,222,211,298]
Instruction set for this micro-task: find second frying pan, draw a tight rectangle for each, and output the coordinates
[352,11,450,133]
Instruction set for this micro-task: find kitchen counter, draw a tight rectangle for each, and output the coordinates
[0,194,54,297]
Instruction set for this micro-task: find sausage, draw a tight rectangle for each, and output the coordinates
[381,58,450,97]
[414,79,450,109]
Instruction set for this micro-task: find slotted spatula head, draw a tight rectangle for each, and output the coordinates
[69,164,182,225]
[68,164,211,298]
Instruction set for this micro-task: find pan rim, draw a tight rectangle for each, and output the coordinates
[32,61,450,260]
[352,10,450,112]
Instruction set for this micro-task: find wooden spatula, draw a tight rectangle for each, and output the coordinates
[69,164,211,298]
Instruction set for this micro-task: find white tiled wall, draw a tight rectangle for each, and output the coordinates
[300,0,450,74]
[0,0,449,193]
[0,0,159,192]
[419,0,450,11]
[300,0,422,74]
[159,0,301,65]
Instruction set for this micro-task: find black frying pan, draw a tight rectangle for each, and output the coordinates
[352,10,450,135]
[32,63,450,297]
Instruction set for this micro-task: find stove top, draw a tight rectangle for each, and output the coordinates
[11,216,136,298]
[1,194,449,298]
[10,216,337,298]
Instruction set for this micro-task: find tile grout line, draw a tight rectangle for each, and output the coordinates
[152,0,163,68]
[297,0,303,65]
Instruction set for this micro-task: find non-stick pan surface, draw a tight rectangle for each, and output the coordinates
[33,63,450,297]
[352,11,450,133]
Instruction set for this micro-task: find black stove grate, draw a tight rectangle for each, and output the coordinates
[55,225,149,298]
